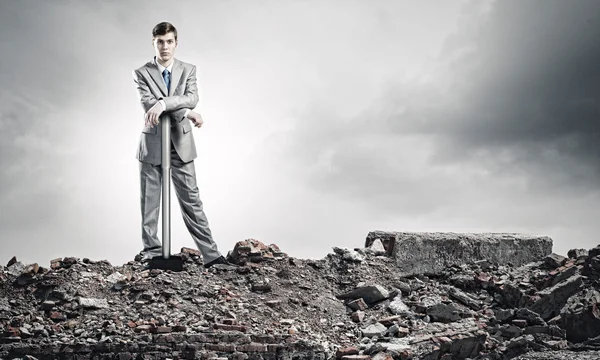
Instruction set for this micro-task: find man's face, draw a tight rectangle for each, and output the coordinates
[153,32,177,63]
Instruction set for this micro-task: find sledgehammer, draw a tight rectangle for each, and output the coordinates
[148,116,184,272]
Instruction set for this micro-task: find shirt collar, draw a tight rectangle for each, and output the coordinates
[154,56,174,74]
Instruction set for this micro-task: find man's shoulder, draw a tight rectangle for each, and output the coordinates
[133,61,153,74]
[176,58,196,70]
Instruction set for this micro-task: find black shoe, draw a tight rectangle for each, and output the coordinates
[203,256,238,269]
[140,258,151,270]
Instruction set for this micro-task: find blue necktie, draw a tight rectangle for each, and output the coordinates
[162,69,170,93]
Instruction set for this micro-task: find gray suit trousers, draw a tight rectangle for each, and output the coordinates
[139,140,222,264]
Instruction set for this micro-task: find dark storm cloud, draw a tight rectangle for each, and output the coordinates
[280,0,600,203]
[400,0,600,186]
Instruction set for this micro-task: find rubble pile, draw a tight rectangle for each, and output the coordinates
[0,236,599,360]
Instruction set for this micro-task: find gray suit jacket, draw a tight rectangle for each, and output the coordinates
[133,57,199,165]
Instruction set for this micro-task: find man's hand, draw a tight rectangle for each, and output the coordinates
[145,102,164,127]
[187,110,204,128]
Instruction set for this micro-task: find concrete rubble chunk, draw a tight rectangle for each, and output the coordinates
[588,245,600,258]
[368,239,386,255]
[337,284,389,306]
[6,261,26,277]
[361,322,387,338]
[336,347,359,359]
[545,253,568,268]
[78,297,109,309]
[391,281,411,295]
[515,308,546,326]
[351,311,365,323]
[445,285,482,310]
[105,271,127,283]
[6,256,17,267]
[371,353,393,360]
[547,265,579,288]
[368,231,552,276]
[228,238,287,266]
[528,275,584,320]
[426,303,463,323]
[388,296,410,315]
[496,308,516,323]
[567,248,588,259]
[347,298,369,311]
[333,247,364,262]
[557,289,600,342]
[41,301,55,311]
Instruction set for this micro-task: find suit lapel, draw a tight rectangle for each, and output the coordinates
[145,59,168,97]
[145,58,183,97]
[169,59,183,96]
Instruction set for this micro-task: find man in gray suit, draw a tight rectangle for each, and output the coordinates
[132,22,232,269]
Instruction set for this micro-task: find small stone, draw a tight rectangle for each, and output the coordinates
[386,324,399,336]
[361,323,387,338]
[106,272,127,283]
[134,325,152,333]
[181,247,202,256]
[495,308,515,323]
[368,239,387,254]
[500,324,523,338]
[347,298,369,311]
[213,323,247,332]
[333,247,364,262]
[378,315,400,327]
[7,256,17,267]
[251,280,271,292]
[396,327,410,338]
[388,296,410,315]
[567,248,588,259]
[78,298,109,309]
[338,284,389,306]
[372,353,393,360]
[223,318,238,325]
[280,319,294,325]
[156,326,171,333]
[42,301,55,310]
[336,347,359,359]
[50,312,66,322]
[266,300,282,308]
[512,319,528,328]
[351,311,365,323]
[545,253,567,268]
[392,281,412,295]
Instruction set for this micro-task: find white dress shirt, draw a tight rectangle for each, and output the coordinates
[154,56,190,119]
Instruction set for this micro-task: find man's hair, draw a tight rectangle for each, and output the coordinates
[152,22,177,41]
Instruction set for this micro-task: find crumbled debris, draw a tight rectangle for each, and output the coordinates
[0,238,599,359]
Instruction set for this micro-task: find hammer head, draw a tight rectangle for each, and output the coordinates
[148,255,184,272]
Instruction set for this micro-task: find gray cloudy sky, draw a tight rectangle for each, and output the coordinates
[0,0,598,267]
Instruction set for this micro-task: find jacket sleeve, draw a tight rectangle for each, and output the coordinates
[132,69,158,113]
[158,65,199,113]
[132,69,189,122]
